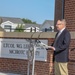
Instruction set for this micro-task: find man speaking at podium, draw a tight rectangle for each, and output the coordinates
[50,19,71,75]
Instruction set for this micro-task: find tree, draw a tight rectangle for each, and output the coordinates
[14,24,24,32]
[22,18,36,24]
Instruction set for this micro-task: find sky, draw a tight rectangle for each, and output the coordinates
[0,0,55,24]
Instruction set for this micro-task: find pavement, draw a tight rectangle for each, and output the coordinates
[0,73,21,75]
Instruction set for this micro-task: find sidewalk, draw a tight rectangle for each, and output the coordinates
[0,73,21,75]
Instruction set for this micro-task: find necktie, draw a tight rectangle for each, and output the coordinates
[56,31,61,38]
[53,31,61,47]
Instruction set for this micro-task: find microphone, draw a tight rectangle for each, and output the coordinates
[36,32,52,49]
[37,40,52,49]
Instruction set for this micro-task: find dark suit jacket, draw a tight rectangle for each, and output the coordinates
[52,29,71,62]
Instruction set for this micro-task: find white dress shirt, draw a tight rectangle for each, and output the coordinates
[53,27,66,50]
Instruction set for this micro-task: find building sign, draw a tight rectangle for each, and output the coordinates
[0,39,47,61]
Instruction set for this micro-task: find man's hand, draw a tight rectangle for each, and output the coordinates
[46,46,55,51]
[50,46,55,51]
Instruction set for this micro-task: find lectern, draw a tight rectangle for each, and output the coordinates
[27,39,51,75]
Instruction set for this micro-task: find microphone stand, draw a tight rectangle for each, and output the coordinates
[27,32,49,75]
[27,32,37,75]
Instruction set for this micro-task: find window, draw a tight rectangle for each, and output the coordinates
[4,25,12,32]
[45,27,52,32]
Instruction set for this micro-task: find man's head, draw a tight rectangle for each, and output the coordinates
[56,19,66,31]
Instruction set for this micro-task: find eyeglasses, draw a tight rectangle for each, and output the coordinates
[56,23,62,25]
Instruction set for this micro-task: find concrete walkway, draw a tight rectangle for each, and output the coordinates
[0,73,21,75]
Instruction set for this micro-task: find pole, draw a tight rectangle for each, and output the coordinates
[62,0,65,19]
[27,61,30,75]
[32,45,36,75]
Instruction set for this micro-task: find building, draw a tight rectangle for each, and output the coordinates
[0,17,24,32]
[24,20,54,32]
[41,20,54,32]
[24,24,41,32]
[0,16,54,32]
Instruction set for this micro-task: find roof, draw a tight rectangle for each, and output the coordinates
[0,16,24,24]
[24,24,42,28]
[43,20,54,26]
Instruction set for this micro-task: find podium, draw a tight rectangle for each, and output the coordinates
[26,39,52,75]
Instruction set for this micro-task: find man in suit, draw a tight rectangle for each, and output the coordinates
[50,19,71,75]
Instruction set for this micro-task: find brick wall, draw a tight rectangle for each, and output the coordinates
[69,39,75,75]
[54,0,75,32]
[0,38,54,75]
[65,0,75,31]
[0,33,75,75]
[0,37,75,75]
